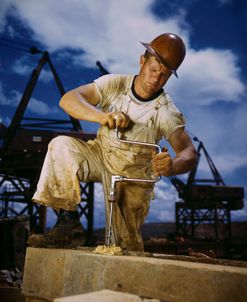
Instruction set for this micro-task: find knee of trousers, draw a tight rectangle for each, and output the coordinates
[47,135,98,182]
[48,135,77,152]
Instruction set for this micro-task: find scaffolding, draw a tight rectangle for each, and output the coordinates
[0,49,95,233]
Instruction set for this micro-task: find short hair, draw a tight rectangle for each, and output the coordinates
[144,50,152,59]
[144,50,161,65]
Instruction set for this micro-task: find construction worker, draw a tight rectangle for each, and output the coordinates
[28,33,197,251]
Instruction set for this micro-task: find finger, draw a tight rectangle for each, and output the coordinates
[152,164,159,176]
[157,156,172,165]
[156,162,171,171]
[120,118,129,128]
[120,112,130,128]
[153,157,173,174]
[157,169,170,177]
[153,146,168,157]
[153,152,170,162]
[116,113,126,127]
[108,115,115,128]
[115,112,129,128]
[152,150,157,157]
[121,115,130,128]
[153,164,170,177]
[153,171,160,177]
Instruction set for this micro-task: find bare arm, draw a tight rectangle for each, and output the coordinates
[152,127,197,176]
[59,83,129,128]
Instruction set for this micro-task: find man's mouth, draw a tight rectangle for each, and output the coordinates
[147,82,157,89]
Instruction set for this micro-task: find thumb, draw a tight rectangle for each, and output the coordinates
[152,149,157,157]
[162,146,168,152]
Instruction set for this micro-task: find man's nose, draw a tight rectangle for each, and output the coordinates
[152,73,161,83]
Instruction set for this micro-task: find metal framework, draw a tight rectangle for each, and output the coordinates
[78,182,94,235]
[0,172,41,228]
[175,202,231,240]
[0,48,95,233]
[173,138,244,240]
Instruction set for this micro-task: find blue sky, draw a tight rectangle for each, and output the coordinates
[0,0,246,229]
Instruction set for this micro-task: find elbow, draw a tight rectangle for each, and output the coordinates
[59,93,68,110]
[190,147,198,170]
[59,90,75,112]
[183,146,197,173]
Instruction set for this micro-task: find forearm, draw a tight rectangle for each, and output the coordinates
[59,88,130,129]
[171,148,197,176]
[59,90,104,123]
[152,146,197,177]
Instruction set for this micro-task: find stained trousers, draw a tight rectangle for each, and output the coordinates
[33,135,154,251]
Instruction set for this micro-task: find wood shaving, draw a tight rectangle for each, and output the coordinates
[93,244,123,255]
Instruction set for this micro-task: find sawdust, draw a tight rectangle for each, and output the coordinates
[93,244,123,255]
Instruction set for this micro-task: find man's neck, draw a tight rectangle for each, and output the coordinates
[132,75,163,102]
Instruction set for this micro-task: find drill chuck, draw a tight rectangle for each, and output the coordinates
[108,187,117,202]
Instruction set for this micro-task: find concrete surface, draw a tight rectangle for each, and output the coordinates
[22,247,247,302]
[53,289,161,301]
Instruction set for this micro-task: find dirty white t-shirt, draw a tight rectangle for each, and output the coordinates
[94,74,185,142]
[92,74,186,178]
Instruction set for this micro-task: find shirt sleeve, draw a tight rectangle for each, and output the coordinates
[94,74,121,109]
[158,94,186,140]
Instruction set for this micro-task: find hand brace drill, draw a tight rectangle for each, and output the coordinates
[106,127,162,246]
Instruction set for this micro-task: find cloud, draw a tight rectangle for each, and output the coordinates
[12,57,54,83]
[93,183,106,229]
[6,0,188,71]
[182,98,247,179]
[28,97,59,115]
[0,0,12,32]
[0,88,59,115]
[1,0,244,108]
[0,82,19,106]
[0,115,11,126]
[147,179,178,222]
[168,48,245,106]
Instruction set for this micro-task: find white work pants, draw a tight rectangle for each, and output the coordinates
[33,135,154,251]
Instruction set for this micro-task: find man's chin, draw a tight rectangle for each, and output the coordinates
[146,86,158,95]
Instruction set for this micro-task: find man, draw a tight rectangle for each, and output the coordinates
[28,33,197,251]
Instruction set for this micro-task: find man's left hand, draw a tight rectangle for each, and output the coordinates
[152,147,174,177]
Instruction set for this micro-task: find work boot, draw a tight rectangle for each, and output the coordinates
[27,210,85,248]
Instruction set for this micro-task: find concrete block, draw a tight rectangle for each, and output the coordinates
[53,289,161,302]
[22,247,247,302]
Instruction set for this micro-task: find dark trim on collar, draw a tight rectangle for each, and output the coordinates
[131,75,164,102]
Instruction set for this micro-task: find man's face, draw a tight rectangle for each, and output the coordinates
[137,55,172,98]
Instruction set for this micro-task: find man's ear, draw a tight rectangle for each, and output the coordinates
[139,55,145,68]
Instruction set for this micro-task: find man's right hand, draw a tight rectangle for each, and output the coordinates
[101,111,130,129]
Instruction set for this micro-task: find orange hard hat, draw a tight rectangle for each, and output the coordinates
[140,33,186,78]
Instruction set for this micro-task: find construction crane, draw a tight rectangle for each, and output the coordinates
[0,47,96,233]
[96,61,244,241]
[172,136,244,240]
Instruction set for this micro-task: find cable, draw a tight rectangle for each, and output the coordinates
[0,41,30,53]
[0,37,33,48]
[0,37,43,54]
